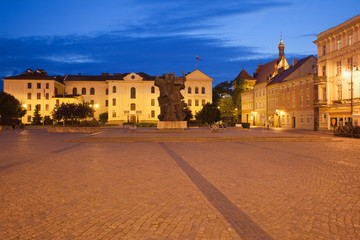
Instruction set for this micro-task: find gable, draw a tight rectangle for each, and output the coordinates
[123,73,143,81]
[186,69,213,82]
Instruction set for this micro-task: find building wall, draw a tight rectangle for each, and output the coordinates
[314,14,360,129]
[253,82,267,126]
[241,89,254,124]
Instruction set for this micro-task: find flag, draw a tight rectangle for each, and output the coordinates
[196,56,201,61]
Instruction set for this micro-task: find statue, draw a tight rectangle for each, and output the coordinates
[155,71,186,121]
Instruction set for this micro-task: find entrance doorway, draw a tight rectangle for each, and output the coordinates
[130,115,136,123]
[292,117,296,128]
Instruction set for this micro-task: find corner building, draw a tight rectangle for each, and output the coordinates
[3,69,213,124]
[314,14,360,129]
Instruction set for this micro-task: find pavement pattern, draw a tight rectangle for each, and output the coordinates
[0,127,359,239]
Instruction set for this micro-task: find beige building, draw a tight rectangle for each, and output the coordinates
[3,69,213,124]
[314,14,360,129]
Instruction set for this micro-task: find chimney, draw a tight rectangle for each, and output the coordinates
[292,59,298,66]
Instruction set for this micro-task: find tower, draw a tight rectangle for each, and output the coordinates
[278,34,285,59]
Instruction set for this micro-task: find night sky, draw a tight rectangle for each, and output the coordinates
[0,0,359,91]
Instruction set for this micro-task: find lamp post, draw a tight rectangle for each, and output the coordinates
[345,61,358,137]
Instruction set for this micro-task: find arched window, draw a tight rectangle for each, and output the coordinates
[72,87,77,95]
[130,103,136,111]
[112,86,116,93]
[151,86,155,93]
[201,87,205,94]
[131,87,136,99]
[195,87,199,94]
[106,88,108,95]
[90,87,95,95]
[82,87,86,95]
[188,87,192,94]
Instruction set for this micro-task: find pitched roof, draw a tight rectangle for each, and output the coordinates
[233,69,256,82]
[65,72,157,81]
[267,55,315,85]
[3,69,64,84]
[253,59,278,84]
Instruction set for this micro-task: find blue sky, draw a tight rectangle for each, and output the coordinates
[0,0,359,91]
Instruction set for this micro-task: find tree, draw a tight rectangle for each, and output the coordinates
[232,77,253,121]
[0,92,26,125]
[32,104,42,125]
[99,112,108,124]
[182,107,193,122]
[195,103,220,124]
[52,103,94,125]
[212,81,233,105]
[218,94,235,120]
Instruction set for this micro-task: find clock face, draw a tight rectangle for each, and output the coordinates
[131,75,135,79]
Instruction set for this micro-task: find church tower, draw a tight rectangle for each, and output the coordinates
[278,34,285,59]
[272,34,289,77]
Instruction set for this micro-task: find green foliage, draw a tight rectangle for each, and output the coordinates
[52,103,94,125]
[0,92,26,125]
[218,94,235,120]
[195,103,221,124]
[32,104,42,125]
[79,118,100,127]
[182,106,193,122]
[43,116,52,125]
[212,81,233,105]
[99,112,108,124]
[232,77,253,120]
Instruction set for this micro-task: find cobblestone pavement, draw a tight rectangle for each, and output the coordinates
[0,128,359,239]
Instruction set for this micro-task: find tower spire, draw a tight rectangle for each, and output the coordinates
[278,32,285,59]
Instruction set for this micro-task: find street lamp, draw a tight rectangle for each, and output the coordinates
[344,61,359,137]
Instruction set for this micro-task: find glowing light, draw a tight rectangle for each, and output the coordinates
[23,104,27,108]
[94,104,99,108]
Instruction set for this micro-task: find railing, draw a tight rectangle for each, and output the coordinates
[313,100,327,107]
[313,76,327,85]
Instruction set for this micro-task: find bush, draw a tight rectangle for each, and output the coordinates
[79,118,100,127]
[99,112,108,124]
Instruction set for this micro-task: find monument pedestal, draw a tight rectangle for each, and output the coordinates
[157,121,187,130]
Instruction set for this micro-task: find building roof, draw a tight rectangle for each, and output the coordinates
[64,72,157,81]
[267,55,315,85]
[233,69,256,82]
[253,59,278,84]
[3,69,64,84]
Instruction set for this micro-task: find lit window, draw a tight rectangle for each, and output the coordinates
[151,99,155,106]
[112,111,116,118]
[27,93,31,99]
[336,39,341,50]
[195,99,199,106]
[46,104,49,111]
[336,61,342,75]
[322,66,326,76]
[349,34,353,46]
[131,87,136,99]
[151,110,155,118]
[202,99,205,106]
[188,99,192,106]
[27,104,31,111]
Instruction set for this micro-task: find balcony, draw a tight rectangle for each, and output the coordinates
[313,99,327,107]
[313,76,327,85]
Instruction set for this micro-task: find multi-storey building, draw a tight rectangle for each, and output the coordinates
[241,38,318,130]
[3,69,213,124]
[313,14,360,129]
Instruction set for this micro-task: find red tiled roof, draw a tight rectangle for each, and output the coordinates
[233,69,256,82]
[253,59,278,84]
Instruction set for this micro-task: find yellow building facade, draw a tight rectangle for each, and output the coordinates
[314,14,360,129]
[3,69,213,124]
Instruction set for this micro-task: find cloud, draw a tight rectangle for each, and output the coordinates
[42,54,98,64]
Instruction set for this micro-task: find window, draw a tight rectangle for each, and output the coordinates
[37,104,41,111]
[27,104,31,111]
[306,95,310,106]
[322,45,326,55]
[202,99,205,106]
[300,96,303,107]
[73,88,77,95]
[306,80,309,89]
[45,104,49,111]
[151,86,155,93]
[287,115,290,123]
[195,87,199,94]
[37,93,41,99]
[130,103,136,111]
[188,99,192,106]
[112,86,116,93]
[90,88,95,95]
[188,87,191,94]
[201,87,205,94]
[195,99,199,106]
[131,87,136,99]
[322,87,327,101]
[151,99,155,106]
[151,110,155,118]
[46,83,49,89]
[300,115,304,124]
[300,81,303,90]
[307,115,310,124]
[112,111,116,118]
[336,39,341,50]
[28,83,32,89]
[106,88,108,95]
[349,34,353,46]
[292,83,295,92]
[112,98,116,106]
[82,88,86,95]
[105,100,108,107]
[322,65,326,76]
[27,93,31,99]
[336,61,342,75]
[282,86,285,93]
[37,83,41,89]
[27,116,31,122]
[337,84,342,100]
[46,93,49,99]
